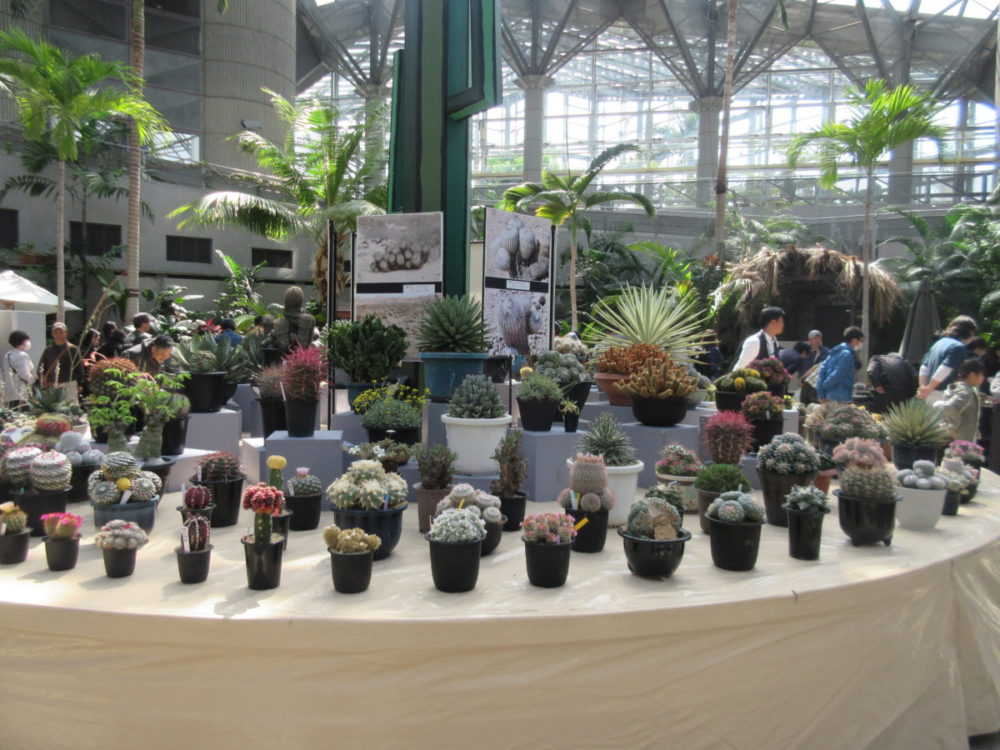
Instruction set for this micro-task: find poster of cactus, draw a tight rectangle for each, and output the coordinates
[355,212,443,284]
[484,209,551,281]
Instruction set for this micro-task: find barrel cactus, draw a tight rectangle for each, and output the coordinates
[35,414,73,438]
[101,451,142,480]
[29,451,72,493]
[129,473,160,502]
[557,453,615,512]
[94,519,148,550]
[707,490,764,523]
[197,452,244,482]
[626,497,682,540]
[840,466,896,501]
[0,502,28,534]
[90,479,122,505]
[4,446,42,488]
[288,468,323,497]
[183,485,213,510]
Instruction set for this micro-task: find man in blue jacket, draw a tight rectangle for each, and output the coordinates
[816,326,864,403]
[918,315,978,402]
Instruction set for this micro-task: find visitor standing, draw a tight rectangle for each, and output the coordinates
[80,328,100,359]
[816,326,864,403]
[96,330,126,359]
[124,313,154,347]
[38,322,84,404]
[866,352,917,413]
[801,330,829,372]
[3,331,35,406]
[732,307,784,371]
[917,315,978,402]
[936,359,986,442]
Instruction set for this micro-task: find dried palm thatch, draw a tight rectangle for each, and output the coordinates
[715,244,902,328]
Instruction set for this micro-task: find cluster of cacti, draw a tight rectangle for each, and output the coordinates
[518,373,563,402]
[703,411,754,465]
[253,365,286,400]
[414,444,457,491]
[41,512,82,539]
[434,483,503,524]
[129,473,161,501]
[713,368,767,394]
[491,430,527,498]
[28,451,72,492]
[593,343,669,376]
[186,350,219,374]
[326,460,408,510]
[94,519,148,550]
[740,391,784,421]
[426,507,487,543]
[4,446,42,488]
[0,502,28,534]
[552,335,589,362]
[896,461,947,490]
[521,513,577,544]
[883,398,950,447]
[644,484,686,516]
[557,453,616,512]
[34,414,73,438]
[197,452,243,482]
[54,431,102,467]
[493,217,550,281]
[415,295,487,353]
[533,350,587,387]
[748,357,791,386]
[939,457,976,492]
[89,467,161,505]
[614,358,697,399]
[371,240,431,273]
[182,516,211,551]
[348,439,413,472]
[266,454,287,489]
[626,496,683,540]
[707,490,764,523]
[323,524,382,554]
[839,466,896,501]
[944,440,985,464]
[757,434,820,475]
[87,357,138,400]
[282,346,327,401]
[814,404,885,441]
[831,438,886,470]
[784,485,829,512]
[242,482,286,546]
[447,374,505,419]
[577,412,636,467]
[183,485,213,510]
[288,467,323,496]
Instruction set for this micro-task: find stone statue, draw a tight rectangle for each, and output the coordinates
[271,286,316,352]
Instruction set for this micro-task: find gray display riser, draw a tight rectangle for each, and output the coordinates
[242,430,344,492]
[425,401,449,448]
[331,410,367,447]
[521,426,580,505]
[185,408,241,456]
[580,402,636,425]
[616,422,701,488]
[232,383,262,436]
[740,454,762,490]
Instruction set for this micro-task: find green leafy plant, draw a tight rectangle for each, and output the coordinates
[327,316,408,384]
[693,463,747,493]
[415,295,487,353]
[518,373,563,402]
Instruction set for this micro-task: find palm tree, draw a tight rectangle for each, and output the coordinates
[787,79,947,361]
[0,29,167,321]
[498,144,655,332]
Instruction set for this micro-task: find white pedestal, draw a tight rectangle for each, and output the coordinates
[232,383,261,436]
[243,430,344,492]
[521,426,581,504]
[164,448,213,493]
[185,408,241,457]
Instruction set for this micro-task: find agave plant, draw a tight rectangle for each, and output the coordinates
[172,333,254,384]
[882,398,950,448]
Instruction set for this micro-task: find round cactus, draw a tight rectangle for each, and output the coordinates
[81,449,103,466]
[0,502,28,534]
[102,451,141,480]
[94,519,148,550]
[482,506,503,524]
[716,500,746,523]
[29,451,72,493]
[627,497,682,539]
[288,468,323,497]
[55,431,86,454]
[183,485,213,510]
[129,473,159,502]
[4,446,42,488]
[90,480,123,505]
[35,414,73,438]
[558,453,616,511]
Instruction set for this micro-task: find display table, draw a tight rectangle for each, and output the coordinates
[1,474,999,749]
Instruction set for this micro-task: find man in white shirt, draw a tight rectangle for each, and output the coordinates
[732,307,784,371]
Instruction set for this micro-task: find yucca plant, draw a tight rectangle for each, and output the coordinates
[415,295,487,353]
[882,399,950,448]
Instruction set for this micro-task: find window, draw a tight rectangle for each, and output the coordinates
[252,248,293,269]
[166,235,211,263]
[69,221,122,256]
[0,209,17,250]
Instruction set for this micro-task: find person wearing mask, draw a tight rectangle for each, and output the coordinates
[38,322,84,404]
[3,330,35,406]
[816,326,864,403]
[125,333,177,376]
[866,352,917,413]
[936,359,986,443]
[732,307,784,371]
[215,318,244,347]
[124,313,154,347]
[918,315,978,402]
[96,330,126,359]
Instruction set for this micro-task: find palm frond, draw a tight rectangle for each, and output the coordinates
[168,192,302,240]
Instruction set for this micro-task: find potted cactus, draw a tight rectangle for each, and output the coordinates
[356,384,426,444]
[615,356,698,427]
[412,444,458,533]
[285,467,324,531]
[433,484,505,556]
[490,430,528,531]
[692,463,748,535]
[944,441,984,501]
[755,434,820,527]
[516,373,562,431]
[832,438,900,546]
[264,455,293,546]
[94,519,149,578]
[323,524,381,594]
[712,368,767,413]
[558,453,616,553]
[749,356,791,397]
[0,502,31,564]
[703,411,754,466]
[533,350,591,420]
[425,507,487,593]
[644,483,687,519]
[415,295,489,400]
[282,346,327,438]
[654,443,703,511]
[176,515,212,584]
[40,511,83,571]
[13,449,72,536]
[253,364,288,437]
[705,490,766,571]
[190,452,246,528]
[810,403,885,456]
[53,430,103,503]
[88,451,163,533]
[741,391,785,452]
[241,482,286,590]
[618,495,690,578]
[572,413,643,526]
[592,343,668,407]
[883,399,950,470]
[348,439,412,473]
[559,399,581,432]
[327,460,409,560]
[127,371,189,468]
[782,485,830,561]
[938,457,976,516]
[894,460,948,530]
[521,513,577,588]
[441,374,512,475]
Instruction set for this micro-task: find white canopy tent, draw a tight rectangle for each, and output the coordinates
[0,270,81,313]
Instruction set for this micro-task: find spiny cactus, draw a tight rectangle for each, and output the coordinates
[282,346,327,401]
[87,357,139,400]
[533,350,587,388]
[626,497,682,540]
[426,508,486,543]
[288,468,323,496]
[323,524,381,554]
[413,444,457,491]
[839,466,896,501]
[183,485,213,510]
[0,502,28,534]
[55,431,86,454]
[491,430,527,498]
[577,413,636,467]
[645,484,686,517]
[89,478,122,505]
[4,446,42,488]
[29,451,72,493]
[41,512,82,539]
[129,473,160,502]
[521,513,577,544]
[266,454,287,490]
[182,516,211,552]
[557,453,615,511]
[94,520,148,550]
[832,438,886,470]
[197,452,243,482]
[35,414,73,438]
[242,483,285,547]
[415,295,487,352]
[757,434,820,476]
[707,490,764,523]
[434,485,502,523]
[784,485,829,512]
[703,411,754,465]
[447,374,505,419]
[614,358,697,399]
[101,451,141,480]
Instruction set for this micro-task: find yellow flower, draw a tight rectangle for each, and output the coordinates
[519,366,534,379]
[746,369,760,378]
[267,455,287,470]
[115,478,132,491]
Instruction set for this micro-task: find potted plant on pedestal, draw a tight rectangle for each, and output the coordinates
[814,452,837,494]
[88,451,162,532]
[705,490,765,571]
[190,452,246,528]
[883,399,950,470]
[592,343,668,407]
[521,513,577,587]
[616,356,698,427]
[491,430,528,531]
[938,457,976,515]
[95,520,149,578]
[712,368,767,413]
[533,350,592,419]
[327,460,409,559]
[573,413,643,526]
[412,444,457,533]
[686,368,711,407]
[253,364,287,437]
[741,391,785,452]
[425,507,487,593]
[416,295,489,401]
[241,482,286,590]
[284,467,324,531]
[40,511,82,571]
[128,371,189,483]
[85,358,139,445]
[619,495,690,578]
[177,484,215,525]
[703,411,754,466]
[559,400,580,432]
[356,385,426,444]
[749,357,791,397]
[755,434,820,527]
[558,453,616,552]
[832,438,900,546]
[783,485,830,561]
[282,346,327,438]
[0,502,30,564]
[894,460,948,530]
[692,463,749,534]
[944,441,984,501]
[323,524,381,594]
[176,515,212,584]
[327,315,408,409]
[433,484,505,556]
[10,449,71,536]
[441,374,512,475]
[181,348,226,414]
[516,373,562,431]
[654,443,703,512]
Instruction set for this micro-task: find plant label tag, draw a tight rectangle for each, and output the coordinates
[197,466,202,482]
[505,280,530,291]
[181,530,190,553]
[119,490,132,504]
[181,483,186,493]
[573,517,590,531]
[403,284,435,296]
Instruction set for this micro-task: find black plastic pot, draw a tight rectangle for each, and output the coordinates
[272,511,292,550]
[102,547,138,578]
[757,470,817,528]
[332,503,408,560]
[141,457,175,488]
[714,391,747,413]
[500,493,528,531]
[563,412,579,433]
[258,398,287,437]
[892,443,940,471]
[0,529,30,564]
[221,380,238,406]
[942,489,961,516]
[750,418,784,453]
[707,517,762,571]
[177,503,215,525]
[185,372,226,413]
[69,464,91,503]
[564,507,609,553]
[963,482,978,503]
[631,396,688,427]
[696,489,720,535]
[243,539,284,590]
[566,381,592,417]
[481,519,505,556]
[784,506,828,561]
[523,540,572,587]
[93,421,137,445]
[618,528,691,578]
[365,426,421,445]
[92,497,159,534]
[176,546,212,584]
[161,417,189,456]
[43,535,79,571]
[835,490,899,546]
[329,548,374,594]
[767,383,787,398]
[191,476,245,528]
[18,490,68,537]
[285,493,323,531]
[285,399,317,438]
[517,398,557,432]
[426,535,485,593]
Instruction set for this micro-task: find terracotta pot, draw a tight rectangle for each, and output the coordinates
[594,372,632,407]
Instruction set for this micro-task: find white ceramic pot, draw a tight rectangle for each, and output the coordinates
[895,486,945,531]
[565,457,645,527]
[441,414,513,475]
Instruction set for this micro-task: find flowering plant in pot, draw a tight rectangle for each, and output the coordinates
[592,343,669,406]
[326,315,408,404]
[176,515,212,584]
[741,391,785,452]
[434,484,505,556]
[712,368,767,412]
[40,511,82,571]
[0,502,30,565]
[832,438,899,546]
[572,413,642,526]
[755,434,820,527]
[356,384,427,444]
[615,357,697,427]
[558,453,616,553]
[748,356,791,395]
[416,295,489,400]
[190,452,245,528]
[9,449,72,536]
[944,440,984,467]
[882,399,949,470]
[253,364,287,437]
[692,463,748,534]
[441,374,511,475]
[703,411,754,466]
[655,443,702,511]
[94,519,148,578]
[323,524,381,594]
[326,460,408,560]
[241,482,286,590]
[88,451,162,533]
[559,399,581,432]
[782,484,829,561]
[282,346,327,438]
[412,444,457,534]
[619,495,690,578]
[284,467,324,531]
[705,490,765,571]
[894,460,949,530]
[348,439,411,473]
[490,430,527,531]
[516,373,562,431]
[521,513,577,588]
[426,507,487,593]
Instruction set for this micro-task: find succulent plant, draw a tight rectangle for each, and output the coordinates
[434,484,502,523]
[186,350,219,374]
[644,484,686,516]
[41,512,82,539]
[94,519,148,550]
[839,466,896,501]
[447,374,505,419]
[54,430,86,454]
[101,451,142,480]
[415,295,487,353]
[29,451,72,492]
[183,485,213,510]
[944,440,985,464]
[4,446,42,488]
[626,496,682,539]
[253,364,286,400]
[831,438,886,470]
[533,350,588,387]
[552,335,589,361]
[557,453,616,511]
[288,468,323,496]
[491,430,527,498]
[129,473,160,502]
[348,439,412,472]
[197,452,244,483]
[740,391,785,421]
[757,434,820,476]
[282,346,327,401]
[813,404,885,441]
[89,478,122,505]
[703,411,754,465]
[326,460,408,511]
[0,501,28,534]
[883,398,950,448]
[939,457,976,492]
[577,412,636,467]
[426,507,487,543]
[748,357,791,385]
[692,463,748,493]
[713,368,767,394]
[784,485,829,512]
[593,343,669,376]
[518,373,563,402]
[896,461,948,490]
[413,444,457,491]
[35,414,73,438]
[182,516,211,551]
[656,444,702,477]
[521,513,577,544]
[323,524,381,553]
[242,482,286,546]
[614,357,698,399]
[359,398,423,431]
[707,490,764,523]
[326,315,408,384]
